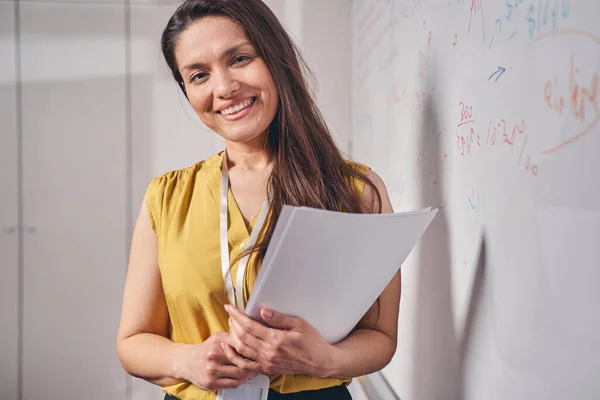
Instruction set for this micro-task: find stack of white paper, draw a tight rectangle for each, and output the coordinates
[245,206,438,344]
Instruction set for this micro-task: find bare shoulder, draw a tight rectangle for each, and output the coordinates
[362,169,394,214]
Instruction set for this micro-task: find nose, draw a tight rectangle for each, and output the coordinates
[214,68,241,99]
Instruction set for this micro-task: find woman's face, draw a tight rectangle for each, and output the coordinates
[175,16,278,145]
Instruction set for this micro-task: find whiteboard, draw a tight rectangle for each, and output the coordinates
[351,1,600,399]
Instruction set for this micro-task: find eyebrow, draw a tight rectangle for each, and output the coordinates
[181,42,252,73]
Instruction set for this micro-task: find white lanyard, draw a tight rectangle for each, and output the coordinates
[220,152,270,311]
[217,152,273,400]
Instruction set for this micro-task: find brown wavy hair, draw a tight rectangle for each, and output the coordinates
[161,0,382,271]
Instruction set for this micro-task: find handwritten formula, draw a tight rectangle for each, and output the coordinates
[455,103,539,176]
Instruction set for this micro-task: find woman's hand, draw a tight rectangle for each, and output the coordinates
[222,305,335,378]
[174,331,259,391]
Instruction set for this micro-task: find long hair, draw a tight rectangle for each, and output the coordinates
[161,0,382,273]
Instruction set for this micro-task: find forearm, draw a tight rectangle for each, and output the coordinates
[326,328,396,379]
[116,333,188,387]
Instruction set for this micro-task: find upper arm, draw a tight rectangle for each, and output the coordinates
[117,196,169,344]
[361,169,393,215]
[355,170,402,344]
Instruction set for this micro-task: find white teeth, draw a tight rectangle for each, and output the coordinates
[221,98,254,116]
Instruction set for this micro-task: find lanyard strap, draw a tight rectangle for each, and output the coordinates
[220,152,270,311]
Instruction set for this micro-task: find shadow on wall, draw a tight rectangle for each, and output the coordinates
[410,68,463,400]
[459,235,487,376]
[409,65,490,399]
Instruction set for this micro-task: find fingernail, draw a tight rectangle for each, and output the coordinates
[263,309,273,318]
[224,305,231,313]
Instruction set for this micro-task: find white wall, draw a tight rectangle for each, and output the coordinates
[301,0,352,152]
[19,3,128,399]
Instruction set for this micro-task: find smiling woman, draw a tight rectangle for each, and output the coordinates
[173,17,278,144]
[115,1,401,400]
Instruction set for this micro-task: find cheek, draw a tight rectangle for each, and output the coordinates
[260,74,278,113]
[246,62,278,107]
[187,90,213,119]
[265,84,278,120]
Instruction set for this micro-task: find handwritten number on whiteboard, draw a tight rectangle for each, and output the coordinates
[496,120,504,145]
[486,120,498,145]
[527,4,536,37]
[505,0,514,21]
[526,0,571,38]
[551,0,558,30]
[457,130,466,155]
[504,122,515,146]
[504,120,524,147]
[562,0,571,18]
[459,102,473,121]
[518,135,529,166]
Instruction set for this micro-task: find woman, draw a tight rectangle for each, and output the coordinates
[116,0,401,399]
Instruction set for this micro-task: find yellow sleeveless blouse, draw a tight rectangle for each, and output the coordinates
[145,151,369,400]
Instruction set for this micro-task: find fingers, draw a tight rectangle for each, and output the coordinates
[228,317,261,360]
[219,363,259,380]
[225,305,270,340]
[197,333,261,391]
[221,343,261,374]
[260,308,300,330]
[200,361,256,391]
[204,344,259,390]
[206,336,236,366]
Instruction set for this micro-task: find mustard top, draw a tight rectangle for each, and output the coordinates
[145,151,369,400]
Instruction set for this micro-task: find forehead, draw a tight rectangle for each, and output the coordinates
[175,16,250,65]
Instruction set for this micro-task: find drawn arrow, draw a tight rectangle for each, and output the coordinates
[488,66,506,83]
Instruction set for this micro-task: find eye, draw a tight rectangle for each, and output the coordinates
[232,54,252,65]
[189,72,208,84]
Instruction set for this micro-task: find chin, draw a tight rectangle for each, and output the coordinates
[220,127,269,144]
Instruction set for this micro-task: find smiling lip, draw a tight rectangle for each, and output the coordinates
[218,97,256,121]
[216,96,255,113]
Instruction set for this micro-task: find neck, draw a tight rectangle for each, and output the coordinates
[225,131,272,171]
